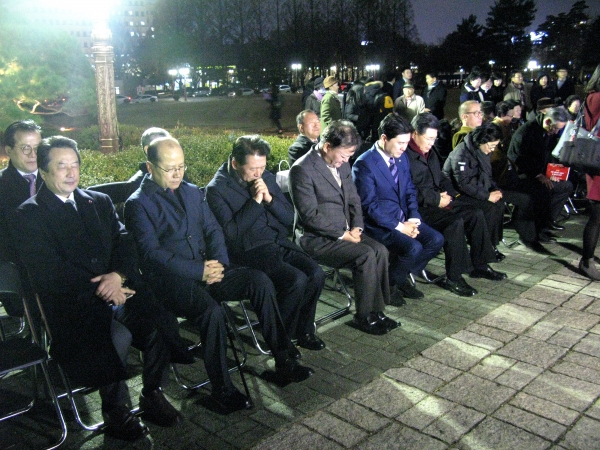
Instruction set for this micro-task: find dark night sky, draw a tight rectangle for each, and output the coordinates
[413,0,600,44]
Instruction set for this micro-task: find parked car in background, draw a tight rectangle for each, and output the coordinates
[278,85,292,93]
[116,94,131,104]
[192,88,211,97]
[228,88,254,97]
[132,94,158,103]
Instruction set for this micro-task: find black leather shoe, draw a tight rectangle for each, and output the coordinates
[538,234,557,243]
[493,247,506,262]
[139,389,182,427]
[549,221,565,231]
[297,333,326,351]
[398,281,424,299]
[103,405,149,441]
[211,387,253,412]
[388,285,406,306]
[170,345,198,365]
[288,345,302,360]
[470,265,507,281]
[352,313,389,335]
[442,277,477,296]
[275,359,315,382]
[376,312,400,331]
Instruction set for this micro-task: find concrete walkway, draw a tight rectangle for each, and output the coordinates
[2,211,600,449]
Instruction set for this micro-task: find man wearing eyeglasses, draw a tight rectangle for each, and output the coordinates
[0,120,43,262]
[124,137,315,411]
[452,101,484,149]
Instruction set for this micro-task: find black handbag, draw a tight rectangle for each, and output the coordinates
[557,99,600,171]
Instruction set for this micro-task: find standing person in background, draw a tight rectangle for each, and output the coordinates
[344,81,369,139]
[553,67,576,104]
[579,64,600,280]
[304,77,324,117]
[393,67,413,101]
[530,73,556,114]
[268,84,284,134]
[460,72,484,103]
[422,72,447,120]
[489,73,505,106]
[320,76,342,131]
[504,71,532,114]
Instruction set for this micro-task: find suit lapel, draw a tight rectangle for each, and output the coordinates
[371,150,399,194]
[312,151,342,193]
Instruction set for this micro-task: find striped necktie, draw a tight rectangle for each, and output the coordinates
[23,174,36,198]
[389,157,398,185]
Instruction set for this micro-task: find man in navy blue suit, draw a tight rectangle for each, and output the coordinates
[352,114,444,304]
[124,137,314,412]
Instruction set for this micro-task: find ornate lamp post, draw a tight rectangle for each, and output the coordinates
[91,23,119,153]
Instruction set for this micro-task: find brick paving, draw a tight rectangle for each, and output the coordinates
[3,210,600,449]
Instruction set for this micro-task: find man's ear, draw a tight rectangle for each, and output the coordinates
[146,161,153,175]
[231,157,238,170]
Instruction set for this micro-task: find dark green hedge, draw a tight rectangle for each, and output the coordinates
[2,126,294,188]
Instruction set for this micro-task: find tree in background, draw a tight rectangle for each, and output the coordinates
[0,22,96,130]
[483,0,537,72]
[435,15,485,73]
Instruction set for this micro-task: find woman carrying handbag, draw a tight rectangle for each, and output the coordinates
[580,63,600,280]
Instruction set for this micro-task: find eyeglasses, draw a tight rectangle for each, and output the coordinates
[151,162,187,174]
[465,111,483,117]
[18,145,38,156]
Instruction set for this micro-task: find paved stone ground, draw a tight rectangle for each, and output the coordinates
[2,208,600,449]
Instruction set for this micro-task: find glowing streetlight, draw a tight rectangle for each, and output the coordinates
[291,63,302,87]
[366,64,380,77]
[169,67,191,101]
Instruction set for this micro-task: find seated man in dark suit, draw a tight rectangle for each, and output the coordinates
[12,136,181,441]
[288,110,321,165]
[124,137,314,395]
[290,120,398,336]
[207,135,326,352]
[352,114,445,302]
[0,120,44,262]
[406,113,506,296]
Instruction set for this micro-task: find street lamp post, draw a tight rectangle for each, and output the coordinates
[91,23,119,153]
[169,67,190,101]
[291,63,301,88]
[168,69,177,95]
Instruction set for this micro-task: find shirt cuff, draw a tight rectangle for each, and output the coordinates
[395,222,405,232]
[408,218,421,226]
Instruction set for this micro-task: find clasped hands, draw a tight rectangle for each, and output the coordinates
[92,272,134,306]
[342,227,363,243]
[202,260,225,284]
[250,178,273,204]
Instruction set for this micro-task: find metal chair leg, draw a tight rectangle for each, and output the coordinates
[316,268,353,325]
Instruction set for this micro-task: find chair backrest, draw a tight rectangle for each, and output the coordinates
[0,260,25,324]
[87,181,138,220]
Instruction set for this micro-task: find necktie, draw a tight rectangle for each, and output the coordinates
[389,157,398,185]
[23,174,36,198]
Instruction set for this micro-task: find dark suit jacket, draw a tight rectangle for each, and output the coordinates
[0,161,43,261]
[351,145,421,242]
[422,83,447,120]
[507,114,558,179]
[124,177,228,285]
[290,147,364,252]
[206,162,297,263]
[288,135,316,166]
[553,78,575,103]
[12,185,133,387]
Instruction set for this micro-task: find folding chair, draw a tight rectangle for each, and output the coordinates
[170,302,251,401]
[0,268,67,450]
[87,181,138,220]
[316,267,353,325]
[0,261,25,341]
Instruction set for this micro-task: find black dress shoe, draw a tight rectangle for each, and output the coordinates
[538,234,557,243]
[398,281,424,299]
[170,345,198,364]
[549,221,565,231]
[493,247,506,262]
[276,359,315,382]
[352,313,389,335]
[442,277,477,297]
[103,405,149,441]
[211,387,253,412]
[376,311,400,331]
[288,345,302,360]
[470,265,507,281]
[388,285,406,306]
[139,389,183,427]
[296,333,326,351]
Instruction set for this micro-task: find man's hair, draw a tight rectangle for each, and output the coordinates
[3,120,41,149]
[385,71,396,82]
[232,135,271,165]
[545,107,569,124]
[425,72,438,79]
[412,113,439,135]
[471,123,503,146]
[296,110,316,126]
[510,70,523,79]
[147,137,180,165]
[141,127,170,149]
[466,71,481,83]
[490,72,503,81]
[481,101,495,117]
[37,136,80,172]
[495,101,511,118]
[378,113,414,139]
[505,99,521,110]
[459,100,480,118]
[320,120,361,149]
[402,67,412,75]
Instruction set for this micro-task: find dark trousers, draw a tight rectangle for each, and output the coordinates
[548,180,574,223]
[100,303,170,412]
[453,196,504,246]
[240,244,325,338]
[583,200,600,260]
[303,234,389,318]
[420,206,496,281]
[153,266,291,389]
[378,222,444,286]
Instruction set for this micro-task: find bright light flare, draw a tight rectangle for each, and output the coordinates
[44,0,117,22]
